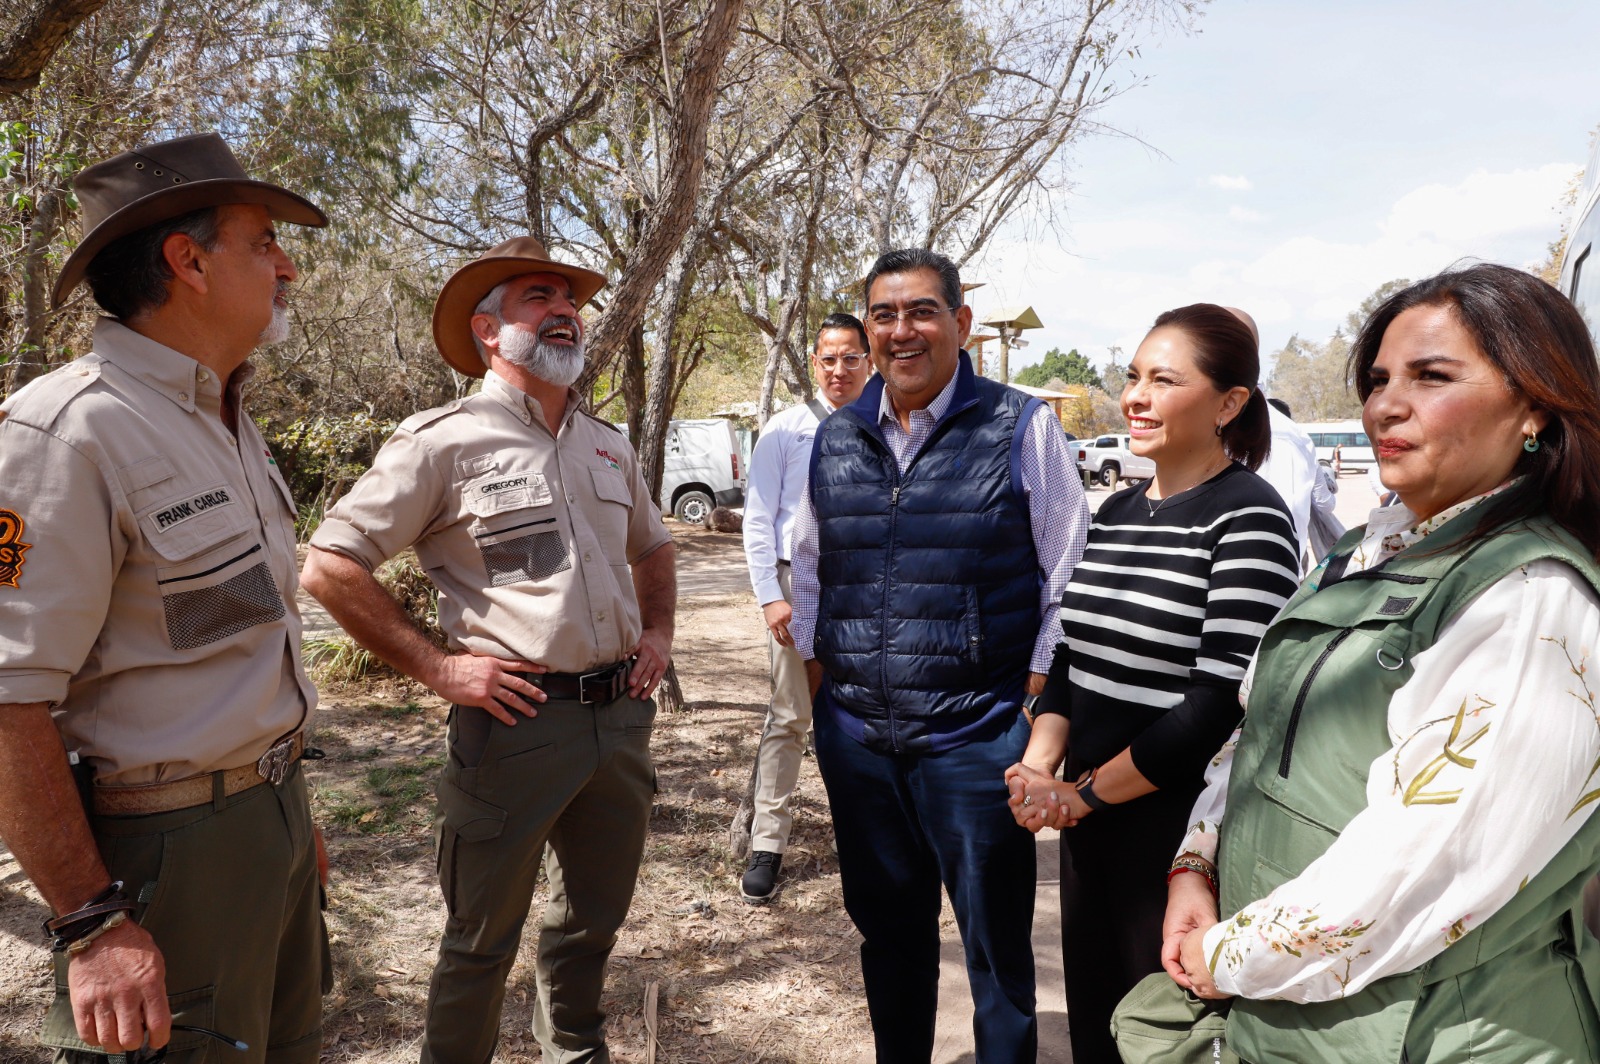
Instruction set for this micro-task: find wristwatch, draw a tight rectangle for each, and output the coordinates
[1075,767,1111,812]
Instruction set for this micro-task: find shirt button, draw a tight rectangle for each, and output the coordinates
[597,612,607,622]
[196,369,209,383]
[178,391,190,402]
[568,495,576,503]
[584,552,592,562]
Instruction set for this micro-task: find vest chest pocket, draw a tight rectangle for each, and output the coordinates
[146,492,284,651]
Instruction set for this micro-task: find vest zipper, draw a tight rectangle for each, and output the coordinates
[883,474,902,751]
[1278,628,1353,778]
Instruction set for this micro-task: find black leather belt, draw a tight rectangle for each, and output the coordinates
[521,660,630,704]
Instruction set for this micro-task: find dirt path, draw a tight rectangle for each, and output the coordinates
[0,523,1078,1063]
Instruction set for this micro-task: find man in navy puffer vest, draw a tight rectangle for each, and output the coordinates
[789,249,1090,1064]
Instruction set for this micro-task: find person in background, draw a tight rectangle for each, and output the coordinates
[790,247,1090,1063]
[1007,304,1299,1064]
[1165,264,1600,1064]
[1222,305,1314,568]
[736,312,871,903]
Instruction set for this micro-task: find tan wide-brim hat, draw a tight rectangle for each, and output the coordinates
[53,132,327,308]
[431,236,608,377]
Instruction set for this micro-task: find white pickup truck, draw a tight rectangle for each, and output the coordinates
[1072,433,1155,488]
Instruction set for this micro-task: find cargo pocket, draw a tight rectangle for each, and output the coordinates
[435,777,509,919]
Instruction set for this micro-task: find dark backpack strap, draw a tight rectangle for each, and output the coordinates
[806,398,829,423]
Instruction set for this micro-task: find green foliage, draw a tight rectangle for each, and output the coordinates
[267,412,397,538]
[1012,347,1101,389]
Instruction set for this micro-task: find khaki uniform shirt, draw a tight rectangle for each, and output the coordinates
[0,320,314,785]
[311,370,670,674]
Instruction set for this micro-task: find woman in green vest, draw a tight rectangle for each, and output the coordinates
[1160,264,1600,1063]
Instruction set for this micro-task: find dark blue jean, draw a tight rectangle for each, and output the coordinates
[813,705,1038,1064]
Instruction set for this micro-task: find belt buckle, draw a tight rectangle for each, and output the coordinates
[579,664,623,705]
[256,736,295,786]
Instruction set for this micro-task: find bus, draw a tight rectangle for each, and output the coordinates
[1559,135,1600,344]
[1301,419,1375,470]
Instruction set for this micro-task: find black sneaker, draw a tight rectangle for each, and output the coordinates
[741,851,783,904]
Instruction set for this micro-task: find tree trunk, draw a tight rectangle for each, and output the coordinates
[8,188,67,394]
[0,0,111,93]
[636,224,703,505]
[582,0,745,367]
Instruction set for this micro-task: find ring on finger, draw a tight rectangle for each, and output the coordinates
[1021,794,1034,807]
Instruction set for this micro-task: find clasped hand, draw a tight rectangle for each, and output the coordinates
[1003,762,1090,831]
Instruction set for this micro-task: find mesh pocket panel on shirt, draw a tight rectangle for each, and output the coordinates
[481,530,571,587]
[161,561,286,650]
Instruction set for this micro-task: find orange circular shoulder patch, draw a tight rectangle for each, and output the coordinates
[0,510,32,588]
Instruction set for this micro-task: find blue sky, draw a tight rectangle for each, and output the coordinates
[968,0,1600,377]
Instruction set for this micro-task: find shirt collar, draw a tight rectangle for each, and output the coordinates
[92,317,232,414]
[876,359,962,429]
[1348,480,1517,573]
[482,368,581,432]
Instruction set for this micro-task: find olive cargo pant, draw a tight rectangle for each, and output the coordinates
[421,692,655,1064]
[44,764,327,1064]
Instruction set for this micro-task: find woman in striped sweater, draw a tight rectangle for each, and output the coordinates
[1005,304,1299,1062]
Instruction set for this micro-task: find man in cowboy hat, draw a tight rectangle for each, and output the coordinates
[0,132,329,1062]
[301,236,675,1064]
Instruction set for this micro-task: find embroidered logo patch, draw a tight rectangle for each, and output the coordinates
[151,488,235,531]
[596,448,620,472]
[0,509,31,588]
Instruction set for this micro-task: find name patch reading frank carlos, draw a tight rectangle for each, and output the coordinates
[0,509,31,588]
[153,488,235,531]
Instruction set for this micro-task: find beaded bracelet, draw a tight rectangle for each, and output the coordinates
[1167,854,1219,895]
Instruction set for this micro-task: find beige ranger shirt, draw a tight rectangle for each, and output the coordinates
[310,370,671,674]
[0,319,314,786]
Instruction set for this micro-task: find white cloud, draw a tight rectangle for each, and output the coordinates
[972,161,1579,371]
[1228,205,1266,223]
[1208,174,1254,191]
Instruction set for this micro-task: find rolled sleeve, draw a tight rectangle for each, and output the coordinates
[0,422,117,705]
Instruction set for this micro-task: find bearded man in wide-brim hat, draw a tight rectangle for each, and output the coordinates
[0,132,330,1062]
[301,238,676,1064]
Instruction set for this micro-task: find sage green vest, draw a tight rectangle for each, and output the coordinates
[1218,514,1600,1064]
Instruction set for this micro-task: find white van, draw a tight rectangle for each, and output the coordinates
[1302,420,1375,470]
[660,418,746,523]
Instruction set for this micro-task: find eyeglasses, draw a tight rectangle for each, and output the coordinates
[815,353,868,370]
[129,1025,248,1064]
[866,306,959,329]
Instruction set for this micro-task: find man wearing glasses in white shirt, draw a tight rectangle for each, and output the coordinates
[737,313,872,902]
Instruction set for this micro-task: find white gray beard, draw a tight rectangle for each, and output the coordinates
[500,326,585,387]
[257,305,290,347]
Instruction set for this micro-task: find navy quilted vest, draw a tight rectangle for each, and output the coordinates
[810,353,1041,753]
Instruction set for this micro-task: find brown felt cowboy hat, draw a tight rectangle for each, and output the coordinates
[52,132,327,308]
[431,236,607,377]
